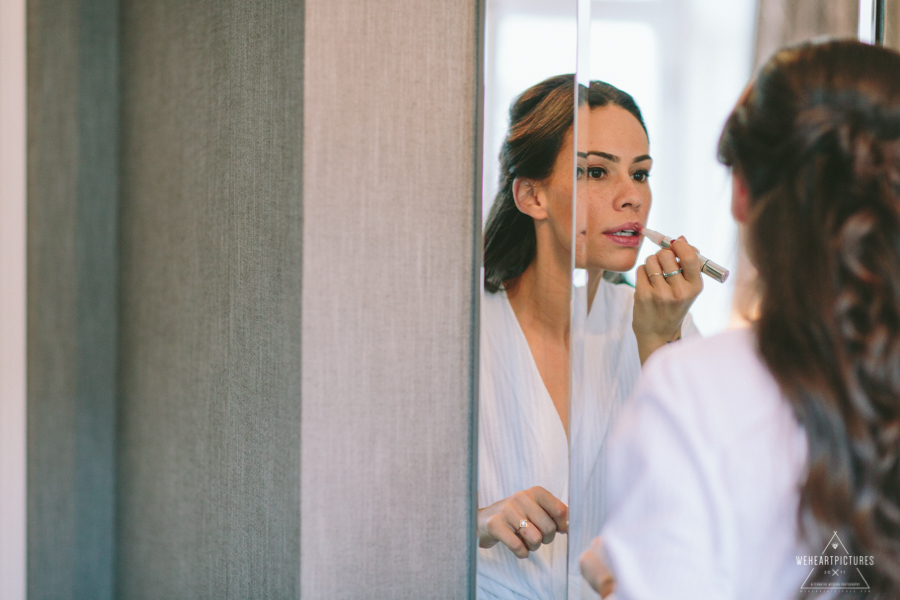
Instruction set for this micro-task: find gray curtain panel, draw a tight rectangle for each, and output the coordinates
[115,1,304,597]
[754,0,858,67]
[888,0,900,50]
[27,1,119,597]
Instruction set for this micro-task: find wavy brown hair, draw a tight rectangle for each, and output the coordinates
[719,40,900,597]
[483,76,646,293]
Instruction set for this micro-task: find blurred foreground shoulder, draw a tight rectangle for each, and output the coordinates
[631,327,782,443]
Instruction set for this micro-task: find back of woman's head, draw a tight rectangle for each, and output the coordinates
[483,76,646,293]
[719,40,900,596]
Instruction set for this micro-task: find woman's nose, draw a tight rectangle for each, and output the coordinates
[614,176,642,211]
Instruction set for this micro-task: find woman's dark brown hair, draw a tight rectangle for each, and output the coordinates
[719,40,900,597]
[483,76,646,293]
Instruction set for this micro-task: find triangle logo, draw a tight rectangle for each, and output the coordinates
[799,532,871,592]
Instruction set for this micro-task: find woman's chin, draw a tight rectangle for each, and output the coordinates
[584,257,638,273]
[574,250,638,272]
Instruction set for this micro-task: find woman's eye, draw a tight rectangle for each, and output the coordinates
[587,166,606,179]
[632,170,650,183]
[576,166,585,178]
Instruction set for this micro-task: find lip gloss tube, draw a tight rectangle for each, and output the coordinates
[642,228,730,283]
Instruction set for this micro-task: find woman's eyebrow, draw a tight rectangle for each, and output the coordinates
[577,151,653,164]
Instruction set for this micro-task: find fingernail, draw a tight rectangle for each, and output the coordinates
[678,235,686,241]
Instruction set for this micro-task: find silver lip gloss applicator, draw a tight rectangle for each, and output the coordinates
[642,228,730,283]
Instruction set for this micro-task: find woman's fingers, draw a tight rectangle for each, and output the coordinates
[478,502,532,557]
[655,247,694,298]
[642,255,669,292]
[518,487,566,545]
[487,516,530,558]
[530,486,569,534]
[655,247,682,282]
[478,487,569,559]
[632,236,704,363]
[652,238,703,298]
[580,537,616,598]
[512,510,545,551]
[634,263,652,295]
[511,491,556,548]
[669,236,702,283]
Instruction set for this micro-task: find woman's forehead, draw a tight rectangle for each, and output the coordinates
[552,106,651,171]
[579,105,649,155]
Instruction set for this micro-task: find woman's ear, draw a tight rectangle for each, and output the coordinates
[731,172,750,224]
[512,177,548,220]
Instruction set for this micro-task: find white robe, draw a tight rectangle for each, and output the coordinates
[594,328,812,600]
[477,279,699,600]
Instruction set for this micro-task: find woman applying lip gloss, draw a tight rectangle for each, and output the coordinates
[476,75,703,600]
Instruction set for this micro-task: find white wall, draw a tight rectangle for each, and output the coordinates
[0,0,27,598]
[588,0,757,334]
[482,0,578,223]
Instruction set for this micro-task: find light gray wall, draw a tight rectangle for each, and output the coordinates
[116,1,304,597]
[27,1,119,597]
[299,0,481,598]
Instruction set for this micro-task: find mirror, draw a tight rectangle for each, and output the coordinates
[477,1,884,599]
[477,1,577,597]
[567,1,757,597]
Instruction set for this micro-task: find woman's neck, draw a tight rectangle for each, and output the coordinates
[505,245,572,343]
[587,268,604,312]
[507,262,608,338]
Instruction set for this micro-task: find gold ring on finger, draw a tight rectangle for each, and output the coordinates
[647,272,663,278]
[517,519,528,532]
[663,269,683,278]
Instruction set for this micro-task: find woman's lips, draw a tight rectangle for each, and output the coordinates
[581,224,644,246]
[601,222,643,247]
[603,231,642,247]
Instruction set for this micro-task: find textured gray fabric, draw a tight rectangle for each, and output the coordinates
[26,1,119,598]
[116,2,303,597]
[300,1,481,598]
[30,1,479,596]
[754,0,858,68]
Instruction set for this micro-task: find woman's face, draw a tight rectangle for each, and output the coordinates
[576,105,652,271]
[530,105,652,272]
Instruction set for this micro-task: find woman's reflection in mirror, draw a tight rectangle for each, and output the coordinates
[477,75,703,599]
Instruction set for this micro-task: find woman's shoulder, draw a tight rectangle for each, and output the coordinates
[480,288,509,320]
[601,327,808,600]
[644,327,757,376]
[634,328,786,443]
[479,289,519,356]
[640,328,766,397]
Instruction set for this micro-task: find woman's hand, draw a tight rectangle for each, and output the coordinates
[477,486,568,559]
[580,537,615,598]
[633,236,703,364]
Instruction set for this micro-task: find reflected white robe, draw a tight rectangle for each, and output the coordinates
[477,279,699,600]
